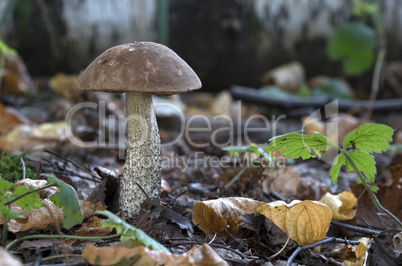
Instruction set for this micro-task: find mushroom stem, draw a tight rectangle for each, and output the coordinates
[120,91,162,217]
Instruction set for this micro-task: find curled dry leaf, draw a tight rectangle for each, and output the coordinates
[82,243,228,266]
[192,197,263,235]
[340,237,372,265]
[75,216,112,237]
[256,200,332,245]
[319,191,357,221]
[0,199,105,233]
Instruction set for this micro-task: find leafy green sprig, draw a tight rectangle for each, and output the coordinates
[265,123,401,227]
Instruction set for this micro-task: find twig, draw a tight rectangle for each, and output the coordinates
[6,233,121,251]
[331,220,381,235]
[286,237,361,266]
[135,182,149,199]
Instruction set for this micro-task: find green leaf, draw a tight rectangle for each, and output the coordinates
[346,150,376,181]
[265,131,337,160]
[326,22,375,75]
[343,124,394,153]
[0,179,13,195]
[369,185,379,192]
[329,153,347,183]
[43,174,83,229]
[97,210,171,254]
[0,204,25,221]
[353,0,379,17]
[11,186,43,211]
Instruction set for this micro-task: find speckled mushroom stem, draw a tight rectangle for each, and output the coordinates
[120,91,162,217]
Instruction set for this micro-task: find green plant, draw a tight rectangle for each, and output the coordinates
[265,123,402,227]
[0,175,170,255]
[0,173,83,246]
[0,150,35,182]
[5,210,170,254]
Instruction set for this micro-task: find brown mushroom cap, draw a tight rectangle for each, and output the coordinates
[78,42,202,95]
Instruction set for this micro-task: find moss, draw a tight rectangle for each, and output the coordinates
[0,150,35,182]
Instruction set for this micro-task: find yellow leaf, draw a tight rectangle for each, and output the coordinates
[192,197,263,235]
[319,191,357,221]
[256,200,332,245]
[355,237,370,259]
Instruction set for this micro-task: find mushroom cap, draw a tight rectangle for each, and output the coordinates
[78,42,202,95]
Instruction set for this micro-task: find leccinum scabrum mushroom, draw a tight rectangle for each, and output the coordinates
[78,42,201,217]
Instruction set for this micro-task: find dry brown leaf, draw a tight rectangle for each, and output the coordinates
[0,198,104,233]
[192,197,263,235]
[262,166,300,198]
[82,243,228,266]
[256,200,332,245]
[0,103,30,135]
[80,200,107,219]
[2,199,64,233]
[75,216,112,237]
[319,191,357,221]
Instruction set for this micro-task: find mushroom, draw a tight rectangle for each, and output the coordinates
[78,42,201,217]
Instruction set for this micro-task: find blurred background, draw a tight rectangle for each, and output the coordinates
[1,0,402,94]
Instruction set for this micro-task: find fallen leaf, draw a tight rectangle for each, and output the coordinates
[393,232,402,257]
[341,237,372,265]
[0,103,30,135]
[0,121,70,151]
[75,216,112,237]
[82,243,228,266]
[0,199,105,233]
[319,191,357,220]
[49,72,80,102]
[80,200,107,219]
[302,116,326,136]
[1,52,36,94]
[256,200,332,245]
[262,166,300,198]
[261,61,305,93]
[192,197,263,235]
